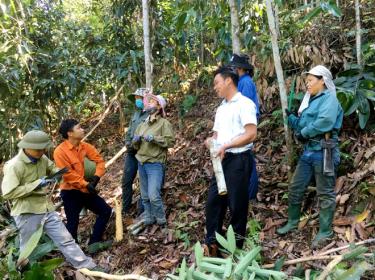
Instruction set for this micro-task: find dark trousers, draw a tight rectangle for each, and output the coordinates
[61,189,112,244]
[248,156,259,199]
[121,151,139,212]
[205,151,252,249]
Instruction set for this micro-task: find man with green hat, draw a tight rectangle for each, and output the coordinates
[1,130,98,270]
[122,88,150,214]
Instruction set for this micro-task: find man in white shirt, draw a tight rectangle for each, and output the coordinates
[204,66,257,255]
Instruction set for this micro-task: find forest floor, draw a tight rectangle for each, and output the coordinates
[49,86,374,279]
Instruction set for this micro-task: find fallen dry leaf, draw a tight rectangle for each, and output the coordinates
[339,194,350,205]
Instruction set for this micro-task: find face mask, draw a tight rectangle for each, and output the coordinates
[135,99,144,109]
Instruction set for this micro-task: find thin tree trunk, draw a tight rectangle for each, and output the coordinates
[355,0,361,67]
[265,0,293,164]
[142,0,152,89]
[336,0,339,7]
[273,2,280,37]
[228,0,241,54]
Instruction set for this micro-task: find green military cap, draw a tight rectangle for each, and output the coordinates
[17,130,52,150]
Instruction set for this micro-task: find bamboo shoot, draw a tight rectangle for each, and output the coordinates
[208,139,227,195]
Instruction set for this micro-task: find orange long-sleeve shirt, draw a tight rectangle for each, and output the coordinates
[53,140,105,193]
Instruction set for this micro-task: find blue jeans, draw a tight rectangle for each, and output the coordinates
[289,149,340,210]
[138,162,166,225]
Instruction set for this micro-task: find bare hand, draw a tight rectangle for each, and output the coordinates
[216,145,227,160]
[204,137,213,149]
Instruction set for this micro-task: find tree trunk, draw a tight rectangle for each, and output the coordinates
[265,0,293,165]
[228,0,241,54]
[142,0,152,89]
[355,0,361,67]
[273,2,280,37]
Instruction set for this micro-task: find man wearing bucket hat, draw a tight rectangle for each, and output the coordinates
[1,130,98,270]
[122,88,150,215]
[278,65,343,248]
[54,119,112,254]
[132,93,174,226]
[229,53,260,202]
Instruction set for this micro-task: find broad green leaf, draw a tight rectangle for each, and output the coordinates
[29,239,56,262]
[336,261,370,280]
[176,13,187,30]
[274,256,286,271]
[215,232,230,252]
[359,111,370,129]
[302,7,323,23]
[23,263,52,280]
[194,242,203,264]
[344,96,359,116]
[18,224,43,264]
[39,258,64,271]
[226,225,236,254]
[179,258,187,280]
[320,1,342,17]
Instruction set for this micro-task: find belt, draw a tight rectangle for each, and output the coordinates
[225,149,252,157]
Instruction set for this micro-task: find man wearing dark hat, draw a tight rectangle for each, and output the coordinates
[230,53,260,201]
[1,130,98,270]
[121,88,150,214]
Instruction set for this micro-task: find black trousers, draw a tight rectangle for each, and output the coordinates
[61,189,112,244]
[205,150,252,249]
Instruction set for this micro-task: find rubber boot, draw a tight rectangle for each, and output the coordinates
[276,204,301,235]
[312,206,334,248]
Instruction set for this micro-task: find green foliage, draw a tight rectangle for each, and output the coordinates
[167,238,283,280]
[335,64,375,128]
[17,224,43,264]
[168,240,373,279]
[301,1,342,23]
[0,0,140,161]
[179,95,198,117]
[23,258,64,280]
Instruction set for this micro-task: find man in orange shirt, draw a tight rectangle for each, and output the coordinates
[54,119,112,251]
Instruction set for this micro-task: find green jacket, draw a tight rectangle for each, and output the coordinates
[133,115,175,164]
[1,150,60,216]
[288,89,343,151]
[125,110,149,145]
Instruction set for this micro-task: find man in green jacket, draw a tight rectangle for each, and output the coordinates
[121,88,150,214]
[1,130,98,270]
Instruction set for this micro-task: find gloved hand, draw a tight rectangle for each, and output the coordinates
[285,109,295,117]
[143,135,154,142]
[87,181,98,194]
[125,141,135,153]
[295,132,307,143]
[132,135,141,143]
[87,175,100,186]
[36,177,57,189]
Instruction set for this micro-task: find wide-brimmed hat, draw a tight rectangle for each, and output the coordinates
[146,93,167,117]
[127,88,151,102]
[229,54,253,70]
[17,130,52,150]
